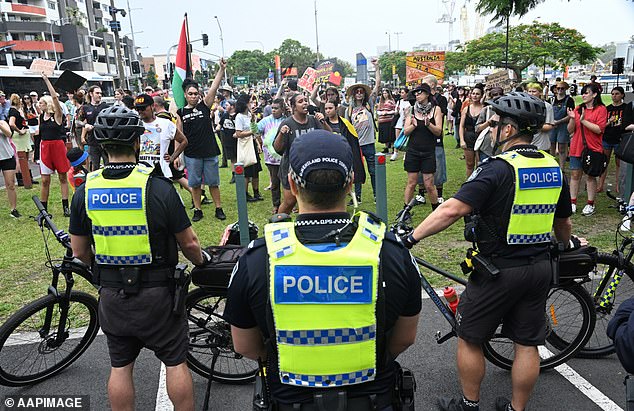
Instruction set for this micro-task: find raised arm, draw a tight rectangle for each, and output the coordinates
[203,58,227,108]
[42,73,63,125]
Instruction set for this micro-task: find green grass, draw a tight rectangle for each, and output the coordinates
[0,130,623,322]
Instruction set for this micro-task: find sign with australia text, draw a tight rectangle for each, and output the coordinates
[405,51,445,85]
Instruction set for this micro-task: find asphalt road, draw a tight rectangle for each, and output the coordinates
[0,297,627,411]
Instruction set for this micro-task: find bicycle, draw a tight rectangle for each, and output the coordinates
[575,190,634,358]
[393,195,596,370]
[0,196,255,387]
[0,196,99,387]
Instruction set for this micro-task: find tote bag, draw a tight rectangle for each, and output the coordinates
[237,136,257,167]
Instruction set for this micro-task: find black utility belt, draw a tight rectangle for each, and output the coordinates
[99,266,174,291]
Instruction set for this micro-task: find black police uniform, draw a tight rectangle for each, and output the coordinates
[452,145,573,345]
[69,163,192,367]
[224,212,422,409]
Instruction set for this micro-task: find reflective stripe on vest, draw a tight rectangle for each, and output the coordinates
[265,212,385,388]
[495,150,562,245]
[85,164,153,265]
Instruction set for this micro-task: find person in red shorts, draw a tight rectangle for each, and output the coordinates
[38,73,71,216]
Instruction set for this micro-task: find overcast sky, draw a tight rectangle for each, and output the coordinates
[124,0,634,64]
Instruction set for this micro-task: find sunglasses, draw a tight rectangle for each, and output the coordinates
[355,89,365,94]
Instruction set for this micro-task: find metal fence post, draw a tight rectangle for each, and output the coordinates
[375,153,388,222]
[234,163,250,246]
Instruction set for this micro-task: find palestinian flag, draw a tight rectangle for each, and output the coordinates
[171,18,190,109]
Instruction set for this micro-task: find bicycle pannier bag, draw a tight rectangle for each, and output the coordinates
[615,132,634,164]
[191,245,247,288]
[558,245,598,279]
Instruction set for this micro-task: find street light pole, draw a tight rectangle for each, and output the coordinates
[109,0,127,89]
[393,32,402,51]
[49,19,63,69]
[314,0,320,57]
[385,32,391,53]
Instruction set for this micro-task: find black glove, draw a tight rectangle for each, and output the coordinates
[400,234,419,249]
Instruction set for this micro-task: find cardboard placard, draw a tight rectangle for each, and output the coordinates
[405,51,445,86]
[314,60,343,86]
[297,67,317,92]
[485,70,513,92]
[29,59,56,76]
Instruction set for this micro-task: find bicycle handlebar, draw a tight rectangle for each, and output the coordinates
[32,196,71,250]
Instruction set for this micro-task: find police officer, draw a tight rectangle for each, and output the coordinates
[402,92,579,411]
[224,129,422,411]
[70,105,209,411]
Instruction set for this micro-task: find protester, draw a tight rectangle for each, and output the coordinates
[7,93,33,188]
[550,81,576,169]
[424,75,449,203]
[176,59,227,222]
[403,83,443,217]
[0,120,19,217]
[257,98,286,213]
[234,94,264,202]
[459,85,484,177]
[65,147,89,190]
[525,82,554,151]
[76,85,109,171]
[567,83,607,216]
[345,61,381,203]
[474,87,504,163]
[392,87,411,161]
[377,88,397,155]
[450,86,466,149]
[589,75,603,94]
[598,86,633,193]
[273,93,330,214]
[0,91,10,121]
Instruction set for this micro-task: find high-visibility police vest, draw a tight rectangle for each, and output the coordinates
[495,150,562,245]
[265,212,385,388]
[85,164,153,265]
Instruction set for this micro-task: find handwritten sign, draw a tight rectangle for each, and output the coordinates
[314,60,343,86]
[298,67,317,92]
[485,70,513,92]
[405,52,445,85]
[29,59,56,76]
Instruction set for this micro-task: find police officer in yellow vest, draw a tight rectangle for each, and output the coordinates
[402,92,582,411]
[70,105,210,411]
[224,129,422,410]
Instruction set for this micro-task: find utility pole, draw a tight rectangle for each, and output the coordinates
[109,0,127,89]
[314,0,320,58]
[126,0,140,91]
[385,32,391,53]
[393,32,402,51]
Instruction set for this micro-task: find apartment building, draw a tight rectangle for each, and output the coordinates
[0,0,137,81]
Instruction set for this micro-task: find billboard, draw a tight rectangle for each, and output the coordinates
[406,51,445,85]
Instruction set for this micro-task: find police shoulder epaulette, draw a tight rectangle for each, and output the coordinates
[382,231,402,246]
[245,237,266,253]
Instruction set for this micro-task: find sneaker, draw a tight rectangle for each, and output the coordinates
[420,195,426,205]
[254,193,264,201]
[495,396,511,411]
[201,193,212,205]
[192,208,203,222]
[63,206,71,217]
[10,209,21,218]
[215,207,226,220]
[437,197,445,204]
[582,204,595,216]
[571,203,576,214]
[246,193,257,202]
[390,152,398,161]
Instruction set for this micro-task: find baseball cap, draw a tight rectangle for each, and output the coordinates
[289,130,353,192]
[66,147,89,167]
[134,93,154,109]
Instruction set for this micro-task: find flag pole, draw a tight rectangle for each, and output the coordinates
[184,12,192,79]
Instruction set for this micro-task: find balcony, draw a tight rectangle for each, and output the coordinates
[0,40,64,53]
[0,3,47,17]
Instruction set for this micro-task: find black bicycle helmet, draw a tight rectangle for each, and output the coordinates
[94,105,144,145]
[486,91,546,133]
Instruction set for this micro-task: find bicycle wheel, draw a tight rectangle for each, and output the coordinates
[0,291,99,386]
[482,283,595,371]
[186,287,257,384]
[577,252,634,358]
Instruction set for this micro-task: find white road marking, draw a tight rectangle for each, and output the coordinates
[539,346,623,411]
[155,362,174,411]
[4,327,103,346]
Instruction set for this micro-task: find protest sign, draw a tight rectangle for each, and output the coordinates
[405,52,445,85]
[29,59,56,76]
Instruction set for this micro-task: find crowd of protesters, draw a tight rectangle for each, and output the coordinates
[1,62,633,222]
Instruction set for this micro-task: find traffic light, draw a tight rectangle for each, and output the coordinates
[202,33,209,46]
[131,60,141,74]
[612,57,625,75]
[92,49,98,62]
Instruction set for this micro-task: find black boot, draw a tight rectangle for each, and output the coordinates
[16,172,24,187]
[30,169,39,185]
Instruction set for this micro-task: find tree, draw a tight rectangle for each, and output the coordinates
[596,43,617,65]
[452,22,600,81]
[445,51,469,76]
[65,6,87,27]
[145,66,158,89]
[273,39,318,77]
[377,51,407,84]
[476,0,545,69]
[226,50,270,84]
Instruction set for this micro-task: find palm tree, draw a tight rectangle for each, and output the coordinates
[475,0,545,70]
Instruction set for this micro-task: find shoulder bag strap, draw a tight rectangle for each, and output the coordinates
[579,110,588,150]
